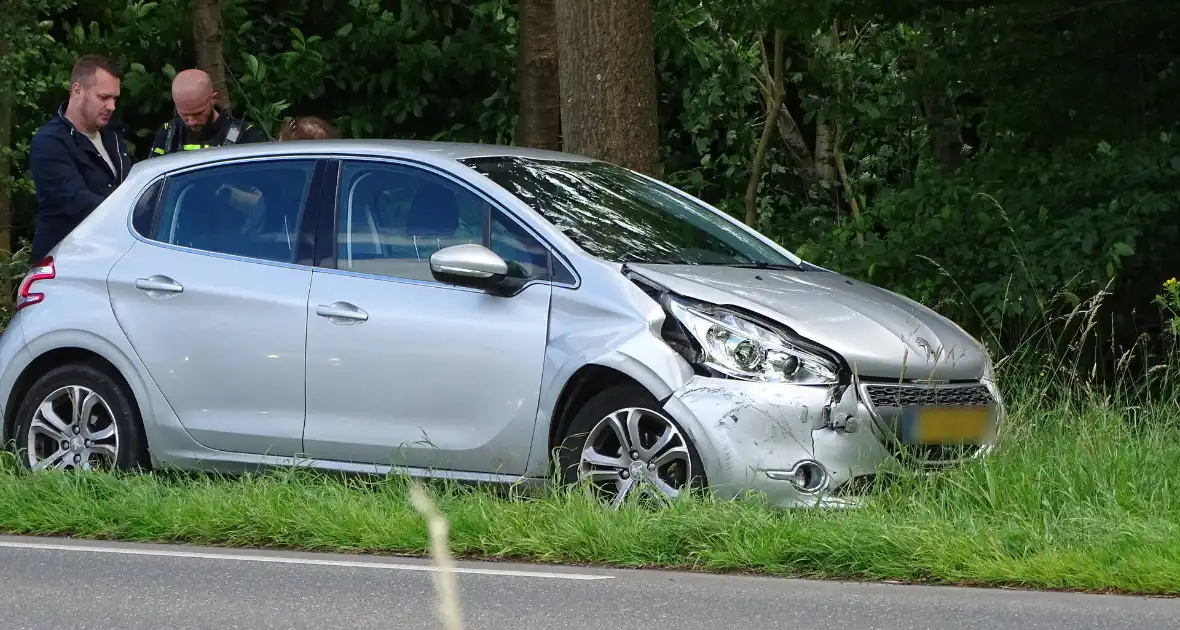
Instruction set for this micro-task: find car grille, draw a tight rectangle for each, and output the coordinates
[860,381,997,465]
[863,382,995,409]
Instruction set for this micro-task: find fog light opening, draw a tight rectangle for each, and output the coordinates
[788,460,827,494]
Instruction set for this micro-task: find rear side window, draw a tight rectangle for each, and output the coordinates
[138,159,317,264]
[130,179,163,237]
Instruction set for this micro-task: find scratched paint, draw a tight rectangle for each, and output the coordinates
[666,376,894,507]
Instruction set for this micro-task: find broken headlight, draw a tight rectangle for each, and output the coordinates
[666,297,838,385]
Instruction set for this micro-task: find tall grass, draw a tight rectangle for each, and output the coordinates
[0,368,1177,594]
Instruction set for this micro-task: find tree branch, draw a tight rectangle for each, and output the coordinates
[706,16,817,184]
[833,123,864,247]
[745,28,784,228]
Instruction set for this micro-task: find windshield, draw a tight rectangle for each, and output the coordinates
[461,156,800,267]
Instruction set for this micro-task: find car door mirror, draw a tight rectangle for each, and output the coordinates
[429,244,523,296]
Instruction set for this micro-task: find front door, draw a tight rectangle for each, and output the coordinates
[107,157,321,456]
[301,158,553,474]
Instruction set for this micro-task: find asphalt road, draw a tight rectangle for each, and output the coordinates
[0,535,1176,629]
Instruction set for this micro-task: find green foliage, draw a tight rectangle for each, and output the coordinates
[218,0,521,142]
[46,0,520,146]
[1157,277,1180,338]
[774,1,1180,369]
[802,133,1180,344]
[651,0,768,211]
[0,0,78,200]
[2,0,1178,378]
[0,240,30,331]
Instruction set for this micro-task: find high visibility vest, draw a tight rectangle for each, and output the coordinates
[152,117,246,155]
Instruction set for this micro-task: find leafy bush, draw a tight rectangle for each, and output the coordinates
[2,0,1178,378]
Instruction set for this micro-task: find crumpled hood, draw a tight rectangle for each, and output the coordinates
[627,263,990,381]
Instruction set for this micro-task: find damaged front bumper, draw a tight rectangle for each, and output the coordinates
[661,375,1002,509]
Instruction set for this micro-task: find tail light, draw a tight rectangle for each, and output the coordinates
[14,257,55,312]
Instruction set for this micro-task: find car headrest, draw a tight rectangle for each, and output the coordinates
[404,182,459,237]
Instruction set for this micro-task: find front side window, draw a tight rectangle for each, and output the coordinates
[144,159,316,264]
[334,160,551,283]
[462,156,800,268]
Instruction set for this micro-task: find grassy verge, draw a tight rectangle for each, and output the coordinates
[1,380,1178,595]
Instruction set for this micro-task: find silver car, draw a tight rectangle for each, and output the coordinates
[0,140,1004,508]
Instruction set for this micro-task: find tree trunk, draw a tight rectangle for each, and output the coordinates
[814,22,840,184]
[814,119,836,182]
[516,0,561,150]
[0,36,12,259]
[555,0,660,175]
[192,0,230,112]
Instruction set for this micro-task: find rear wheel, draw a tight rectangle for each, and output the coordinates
[13,362,146,472]
[556,383,705,507]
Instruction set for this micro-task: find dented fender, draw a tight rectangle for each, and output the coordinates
[523,263,698,477]
[663,376,894,506]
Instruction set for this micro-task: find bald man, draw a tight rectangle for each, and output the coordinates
[148,69,265,156]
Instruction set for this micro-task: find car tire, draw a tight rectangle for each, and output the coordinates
[13,361,147,472]
[555,383,706,507]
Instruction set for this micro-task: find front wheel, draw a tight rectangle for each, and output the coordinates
[556,384,706,507]
[13,362,146,472]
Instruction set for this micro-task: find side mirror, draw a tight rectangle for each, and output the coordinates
[429,244,523,296]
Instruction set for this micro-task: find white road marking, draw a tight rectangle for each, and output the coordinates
[0,540,614,581]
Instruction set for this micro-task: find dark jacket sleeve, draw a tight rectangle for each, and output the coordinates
[28,131,106,219]
[238,122,269,144]
[147,124,169,157]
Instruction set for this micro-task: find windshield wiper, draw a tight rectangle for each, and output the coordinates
[703,261,803,271]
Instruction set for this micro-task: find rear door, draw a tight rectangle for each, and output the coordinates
[107,156,326,456]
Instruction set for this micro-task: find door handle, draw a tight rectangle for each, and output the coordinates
[316,302,368,323]
[135,276,183,294]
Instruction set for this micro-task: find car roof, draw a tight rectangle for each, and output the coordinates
[125,138,600,181]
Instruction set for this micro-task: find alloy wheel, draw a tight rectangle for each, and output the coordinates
[578,407,693,507]
[24,385,119,471]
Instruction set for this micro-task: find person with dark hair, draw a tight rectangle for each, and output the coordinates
[278,116,341,141]
[27,54,133,262]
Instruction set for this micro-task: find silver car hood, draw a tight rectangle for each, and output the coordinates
[626,263,989,381]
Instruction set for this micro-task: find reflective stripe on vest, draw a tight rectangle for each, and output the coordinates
[162,119,246,154]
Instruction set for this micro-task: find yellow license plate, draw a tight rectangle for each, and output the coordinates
[901,406,991,445]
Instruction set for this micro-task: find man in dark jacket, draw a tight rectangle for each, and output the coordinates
[148,69,266,156]
[27,54,133,262]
